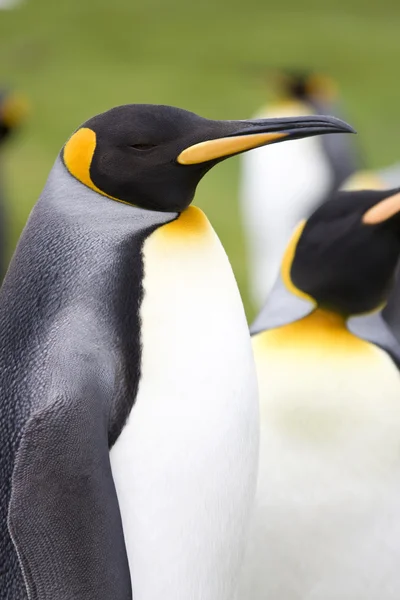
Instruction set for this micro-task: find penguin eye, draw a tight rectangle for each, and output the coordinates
[129,143,157,150]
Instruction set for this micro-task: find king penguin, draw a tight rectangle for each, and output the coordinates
[239,70,361,308]
[0,104,352,600]
[239,188,400,600]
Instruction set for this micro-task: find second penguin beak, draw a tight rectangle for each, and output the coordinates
[363,191,400,225]
[177,115,355,165]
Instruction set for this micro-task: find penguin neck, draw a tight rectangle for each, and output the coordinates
[0,158,178,368]
[255,307,361,353]
[306,307,347,330]
[298,306,348,335]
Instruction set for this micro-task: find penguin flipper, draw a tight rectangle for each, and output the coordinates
[348,311,400,370]
[8,378,132,600]
[250,274,315,335]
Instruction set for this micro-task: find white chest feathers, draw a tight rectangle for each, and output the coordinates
[239,311,400,600]
[110,207,259,600]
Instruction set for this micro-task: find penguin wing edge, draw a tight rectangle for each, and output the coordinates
[348,311,400,370]
[8,381,132,600]
[250,275,315,335]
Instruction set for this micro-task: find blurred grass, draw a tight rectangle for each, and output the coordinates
[0,0,400,319]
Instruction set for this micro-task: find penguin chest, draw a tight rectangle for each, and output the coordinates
[253,317,400,458]
[110,207,259,600]
[247,316,400,599]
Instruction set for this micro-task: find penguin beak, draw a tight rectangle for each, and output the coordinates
[177,115,355,165]
[363,191,400,225]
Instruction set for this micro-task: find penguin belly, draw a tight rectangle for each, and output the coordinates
[110,206,259,600]
[240,313,400,600]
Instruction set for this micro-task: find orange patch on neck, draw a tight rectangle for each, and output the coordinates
[254,308,373,356]
[155,206,213,243]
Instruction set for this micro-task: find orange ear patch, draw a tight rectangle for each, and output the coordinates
[281,220,315,304]
[63,128,101,192]
[63,127,127,203]
[363,192,400,225]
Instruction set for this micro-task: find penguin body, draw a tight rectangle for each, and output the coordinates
[3,159,257,600]
[240,189,400,600]
[240,71,361,308]
[0,104,352,599]
[246,317,400,600]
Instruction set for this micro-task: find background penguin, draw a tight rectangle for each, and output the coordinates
[0,89,29,278]
[239,188,400,600]
[0,103,352,600]
[239,69,361,309]
[342,158,400,192]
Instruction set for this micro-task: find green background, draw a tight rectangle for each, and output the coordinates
[0,0,399,318]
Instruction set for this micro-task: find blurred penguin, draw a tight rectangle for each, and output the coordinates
[343,164,400,192]
[0,0,25,8]
[240,70,361,308]
[0,89,29,278]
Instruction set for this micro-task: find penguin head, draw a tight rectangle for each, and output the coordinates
[274,70,338,104]
[285,189,400,316]
[61,103,354,212]
[0,89,29,144]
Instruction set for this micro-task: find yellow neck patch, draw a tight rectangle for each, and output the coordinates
[288,308,346,335]
[281,221,315,304]
[253,308,374,357]
[151,206,213,249]
[63,127,126,204]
